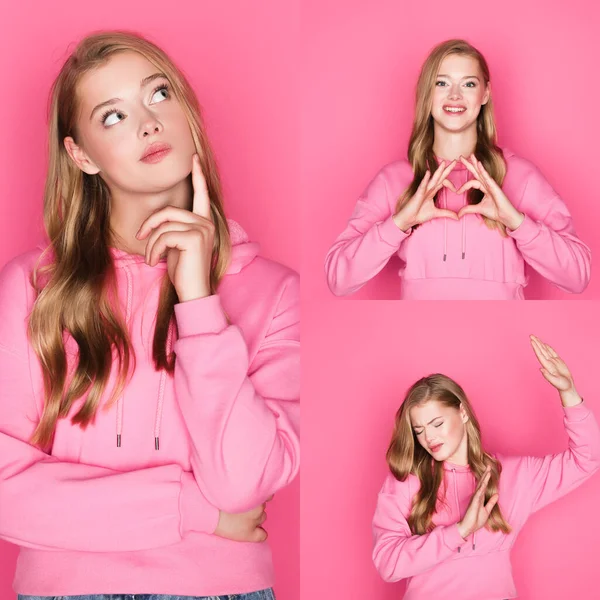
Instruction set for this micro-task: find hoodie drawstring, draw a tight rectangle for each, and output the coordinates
[116,262,170,450]
[154,321,173,450]
[442,170,468,261]
[116,265,133,448]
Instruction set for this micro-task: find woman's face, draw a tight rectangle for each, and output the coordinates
[430,54,490,133]
[64,51,197,195]
[410,399,469,463]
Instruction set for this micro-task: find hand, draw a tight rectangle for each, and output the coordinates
[392,159,460,231]
[214,494,274,543]
[455,154,524,230]
[529,335,580,406]
[136,153,214,302]
[457,465,498,539]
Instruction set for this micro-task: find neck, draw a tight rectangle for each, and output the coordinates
[444,431,469,467]
[432,122,478,162]
[107,175,193,256]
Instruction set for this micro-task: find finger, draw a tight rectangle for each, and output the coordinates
[427,160,446,192]
[530,335,553,365]
[476,160,502,192]
[546,344,559,359]
[457,204,484,219]
[147,230,197,267]
[191,153,212,220]
[459,155,484,184]
[252,526,268,542]
[540,367,562,386]
[137,206,201,240]
[144,221,193,265]
[257,511,267,526]
[433,208,459,221]
[454,178,483,195]
[416,170,431,197]
[484,493,499,515]
[440,159,458,183]
[441,179,458,194]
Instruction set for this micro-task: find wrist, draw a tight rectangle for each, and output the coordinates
[456,521,470,540]
[502,209,525,231]
[559,387,582,408]
[393,212,414,233]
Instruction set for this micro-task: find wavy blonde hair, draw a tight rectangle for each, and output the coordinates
[27,30,231,451]
[386,374,511,535]
[395,39,508,235]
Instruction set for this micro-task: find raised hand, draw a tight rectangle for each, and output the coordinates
[529,335,576,394]
[455,154,524,230]
[393,159,460,232]
[136,153,214,302]
[214,494,274,543]
[457,465,499,539]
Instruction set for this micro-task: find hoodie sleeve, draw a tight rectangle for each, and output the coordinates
[520,401,600,515]
[0,257,219,552]
[506,163,591,293]
[172,271,300,513]
[324,166,411,296]
[372,473,467,581]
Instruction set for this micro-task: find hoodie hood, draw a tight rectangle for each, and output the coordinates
[35,218,260,450]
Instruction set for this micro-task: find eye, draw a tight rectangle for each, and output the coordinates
[151,82,170,103]
[100,83,171,127]
[465,81,476,87]
[414,430,423,436]
[435,423,443,428]
[436,81,446,87]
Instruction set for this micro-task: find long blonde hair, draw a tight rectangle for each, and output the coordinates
[28,30,231,451]
[386,374,511,535]
[396,39,507,235]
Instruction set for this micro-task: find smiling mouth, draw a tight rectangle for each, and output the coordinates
[443,106,466,114]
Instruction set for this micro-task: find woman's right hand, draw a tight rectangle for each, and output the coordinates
[457,466,499,539]
[214,495,273,542]
[392,160,460,232]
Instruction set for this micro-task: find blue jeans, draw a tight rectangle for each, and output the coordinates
[18,591,275,600]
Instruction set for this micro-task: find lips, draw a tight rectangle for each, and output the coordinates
[430,443,443,453]
[140,142,172,160]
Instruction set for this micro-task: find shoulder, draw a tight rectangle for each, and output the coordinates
[502,148,555,189]
[379,470,420,497]
[0,246,46,305]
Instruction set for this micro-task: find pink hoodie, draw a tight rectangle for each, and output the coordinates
[0,220,300,597]
[372,401,600,600]
[325,149,591,299]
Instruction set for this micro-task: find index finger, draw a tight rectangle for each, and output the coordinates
[191,153,212,220]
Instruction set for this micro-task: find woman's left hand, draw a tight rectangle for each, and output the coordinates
[529,334,576,393]
[136,153,214,302]
[455,154,525,231]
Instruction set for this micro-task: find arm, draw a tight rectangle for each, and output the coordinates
[0,258,218,552]
[172,272,300,513]
[523,400,600,514]
[507,165,591,293]
[324,167,411,296]
[372,474,467,582]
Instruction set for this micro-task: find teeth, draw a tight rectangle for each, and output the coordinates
[444,106,465,113]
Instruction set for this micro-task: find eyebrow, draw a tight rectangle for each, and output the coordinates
[413,417,443,429]
[89,72,168,121]
[437,74,480,81]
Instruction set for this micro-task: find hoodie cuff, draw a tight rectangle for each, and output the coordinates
[174,294,228,338]
[506,213,540,245]
[179,471,220,536]
[563,399,589,422]
[377,215,412,247]
[442,523,468,551]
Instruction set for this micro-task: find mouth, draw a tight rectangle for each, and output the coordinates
[140,143,172,163]
[443,105,466,115]
[429,443,443,453]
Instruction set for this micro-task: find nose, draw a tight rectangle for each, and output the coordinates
[141,114,163,137]
[448,83,463,101]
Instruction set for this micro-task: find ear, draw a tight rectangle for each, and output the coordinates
[63,136,101,175]
[459,402,469,424]
[481,81,491,106]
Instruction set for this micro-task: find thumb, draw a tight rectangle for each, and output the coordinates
[457,204,483,219]
[434,208,459,221]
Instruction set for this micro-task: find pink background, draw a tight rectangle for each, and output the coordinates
[0,1,299,598]
[302,0,600,300]
[302,299,600,599]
